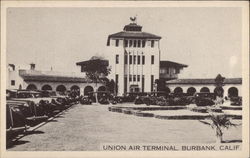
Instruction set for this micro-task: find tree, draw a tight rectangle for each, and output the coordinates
[82,59,111,85]
[106,79,115,94]
[214,74,225,97]
[155,79,167,92]
[199,114,240,143]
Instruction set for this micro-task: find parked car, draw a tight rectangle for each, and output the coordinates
[194,92,215,106]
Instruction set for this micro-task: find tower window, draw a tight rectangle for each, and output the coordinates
[129,75,132,81]
[151,75,154,91]
[116,55,119,64]
[137,56,140,65]
[142,55,145,65]
[151,40,154,48]
[115,39,119,47]
[133,75,136,81]
[133,40,137,47]
[129,40,133,47]
[138,40,141,47]
[151,55,154,65]
[125,54,128,64]
[129,55,132,64]
[142,40,146,47]
[137,75,140,82]
[11,80,15,86]
[124,40,128,47]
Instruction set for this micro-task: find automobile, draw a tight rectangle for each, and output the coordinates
[193,92,215,106]
[6,102,30,139]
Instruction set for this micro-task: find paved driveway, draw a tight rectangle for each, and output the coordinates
[8,104,242,151]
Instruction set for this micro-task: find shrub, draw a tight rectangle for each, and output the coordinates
[134,97,144,104]
[195,97,215,106]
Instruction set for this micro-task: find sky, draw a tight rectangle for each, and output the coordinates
[6,7,242,78]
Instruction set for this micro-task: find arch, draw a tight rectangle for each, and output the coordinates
[56,85,66,92]
[174,87,183,94]
[41,84,52,91]
[98,86,106,92]
[84,86,94,96]
[26,84,37,90]
[187,87,196,96]
[70,85,80,96]
[228,87,238,98]
[200,87,210,93]
[165,87,171,94]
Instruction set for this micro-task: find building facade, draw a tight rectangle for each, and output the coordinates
[106,21,161,95]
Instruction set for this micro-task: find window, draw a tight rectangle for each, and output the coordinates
[124,40,128,47]
[124,77,127,93]
[133,40,137,47]
[124,54,128,64]
[142,55,145,65]
[176,68,180,73]
[138,40,141,47]
[142,75,145,92]
[129,75,132,81]
[151,75,154,92]
[167,68,169,74]
[129,55,132,64]
[151,40,154,48]
[129,40,133,47]
[115,74,119,94]
[116,55,119,64]
[133,55,136,64]
[137,75,140,82]
[151,55,154,64]
[133,75,136,81]
[115,39,119,47]
[142,40,146,47]
[137,56,140,65]
[11,80,15,86]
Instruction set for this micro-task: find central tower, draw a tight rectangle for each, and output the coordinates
[107,18,161,95]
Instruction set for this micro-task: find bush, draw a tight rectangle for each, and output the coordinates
[134,97,143,104]
[195,97,215,106]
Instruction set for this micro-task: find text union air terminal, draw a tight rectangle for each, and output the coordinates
[7,18,242,98]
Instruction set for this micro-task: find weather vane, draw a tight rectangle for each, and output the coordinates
[130,15,137,24]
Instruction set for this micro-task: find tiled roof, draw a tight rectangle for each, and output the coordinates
[166,78,242,84]
[108,31,161,39]
[19,70,90,83]
[160,61,188,68]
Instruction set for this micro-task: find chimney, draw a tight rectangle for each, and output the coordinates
[30,63,35,70]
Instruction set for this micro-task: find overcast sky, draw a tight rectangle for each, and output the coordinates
[7,7,242,78]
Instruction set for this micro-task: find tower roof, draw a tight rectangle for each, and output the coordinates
[108,22,161,40]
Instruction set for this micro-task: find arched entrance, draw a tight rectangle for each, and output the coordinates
[174,87,183,94]
[41,84,52,91]
[187,87,196,96]
[26,84,37,90]
[200,87,210,93]
[56,85,66,94]
[165,87,171,94]
[84,86,94,96]
[70,85,80,96]
[228,87,238,98]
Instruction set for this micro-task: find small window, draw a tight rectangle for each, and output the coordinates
[124,54,128,64]
[11,80,15,86]
[129,75,132,81]
[137,56,140,65]
[151,40,154,48]
[138,40,141,47]
[142,55,145,65]
[129,40,133,47]
[129,55,132,64]
[176,68,180,73]
[107,39,110,46]
[137,75,140,82]
[116,55,119,64]
[124,40,128,47]
[151,55,154,64]
[133,40,137,47]
[133,75,136,81]
[142,40,146,47]
[115,39,119,47]
[133,55,136,64]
